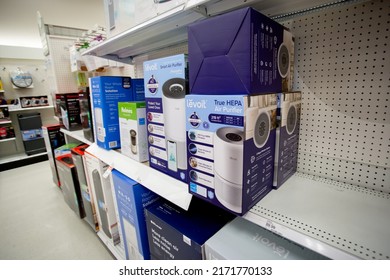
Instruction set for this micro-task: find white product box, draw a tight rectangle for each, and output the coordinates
[84,151,120,246]
[274,92,302,188]
[205,217,328,260]
[118,102,148,162]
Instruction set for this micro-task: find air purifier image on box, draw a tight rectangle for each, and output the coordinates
[280,30,295,92]
[253,96,271,149]
[123,219,142,260]
[92,169,111,238]
[94,108,105,143]
[130,129,137,154]
[162,77,187,171]
[214,127,244,213]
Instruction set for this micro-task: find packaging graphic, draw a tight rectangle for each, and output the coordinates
[112,170,159,260]
[56,154,85,219]
[188,7,294,95]
[274,92,302,188]
[90,76,145,150]
[56,93,82,131]
[79,91,94,143]
[143,54,188,182]
[42,124,66,187]
[84,151,120,245]
[71,144,98,230]
[145,197,234,260]
[118,102,148,162]
[54,143,79,158]
[205,217,329,260]
[186,93,277,215]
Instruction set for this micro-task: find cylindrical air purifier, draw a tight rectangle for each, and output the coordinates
[94,108,105,143]
[130,129,137,154]
[162,77,187,171]
[214,127,244,213]
[92,169,111,238]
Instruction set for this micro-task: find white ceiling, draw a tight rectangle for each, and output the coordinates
[0,0,105,48]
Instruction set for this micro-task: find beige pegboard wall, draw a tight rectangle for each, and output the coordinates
[281,0,389,192]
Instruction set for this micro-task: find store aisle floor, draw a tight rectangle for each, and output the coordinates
[0,160,115,260]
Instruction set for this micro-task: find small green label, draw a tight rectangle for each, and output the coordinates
[118,102,145,120]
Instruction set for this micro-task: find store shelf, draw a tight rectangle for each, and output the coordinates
[243,172,390,260]
[82,0,351,61]
[96,231,125,260]
[8,105,54,112]
[0,137,16,143]
[0,120,12,124]
[0,152,47,164]
[86,143,192,210]
[59,128,93,145]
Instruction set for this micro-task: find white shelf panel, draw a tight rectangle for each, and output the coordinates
[0,137,16,143]
[0,120,12,124]
[86,143,192,210]
[96,231,125,260]
[59,128,93,145]
[8,105,54,112]
[244,172,390,260]
[0,152,47,164]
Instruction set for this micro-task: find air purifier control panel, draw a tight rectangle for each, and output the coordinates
[186,93,277,215]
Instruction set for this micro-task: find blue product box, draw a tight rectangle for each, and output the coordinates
[186,93,277,215]
[143,54,188,183]
[145,197,234,260]
[274,92,302,188]
[188,7,294,95]
[90,76,145,150]
[112,170,159,260]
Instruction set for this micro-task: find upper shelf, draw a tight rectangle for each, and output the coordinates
[82,0,339,62]
[8,105,54,112]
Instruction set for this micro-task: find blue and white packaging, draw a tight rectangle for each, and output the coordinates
[145,198,234,260]
[186,93,277,215]
[205,217,328,260]
[188,7,294,95]
[274,92,302,188]
[90,76,145,150]
[111,170,159,260]
[143,54,188,183]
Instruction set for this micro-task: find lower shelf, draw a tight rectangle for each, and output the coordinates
[243,172,390,260]
[0,137,16,142]
[96,231,125,260]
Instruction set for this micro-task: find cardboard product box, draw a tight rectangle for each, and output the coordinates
[71,144,98,230]
[118,102,148,162]
[186,93,277,215]
[188,7,294,95]
[104,0,187,38]
[84,151,120,245]
[54,143,79,158]
[90,76,145,150]
[145,197,234,260]
[143,54,188,183]
[205,217,328,260]
[56,154,85,219]
[111,170,159,260]
[274,92,302,188]
[55,93,82,131]
[79,91,94,143]
[42,124,66,187]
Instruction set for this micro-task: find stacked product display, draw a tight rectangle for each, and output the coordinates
[40,6,309,260]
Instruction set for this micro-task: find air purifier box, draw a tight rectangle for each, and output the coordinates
[71,144,99,230]
[188,7,294,95]
[145,197,234,260]
[54,143,79,158]
[118,101,148,162]
[112,170,159,260]
[56,154,85,219]
[79,91,94,143]
[42,124,66,187]
[57,93,82,131]
[90,76,145,150]
[205,217,328,260]
[186,93,277,215]
[84,151,120,245]
[143,54,188,183]
[274,92,302,189]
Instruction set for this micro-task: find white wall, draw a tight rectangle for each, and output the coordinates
[0,0,105,49]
